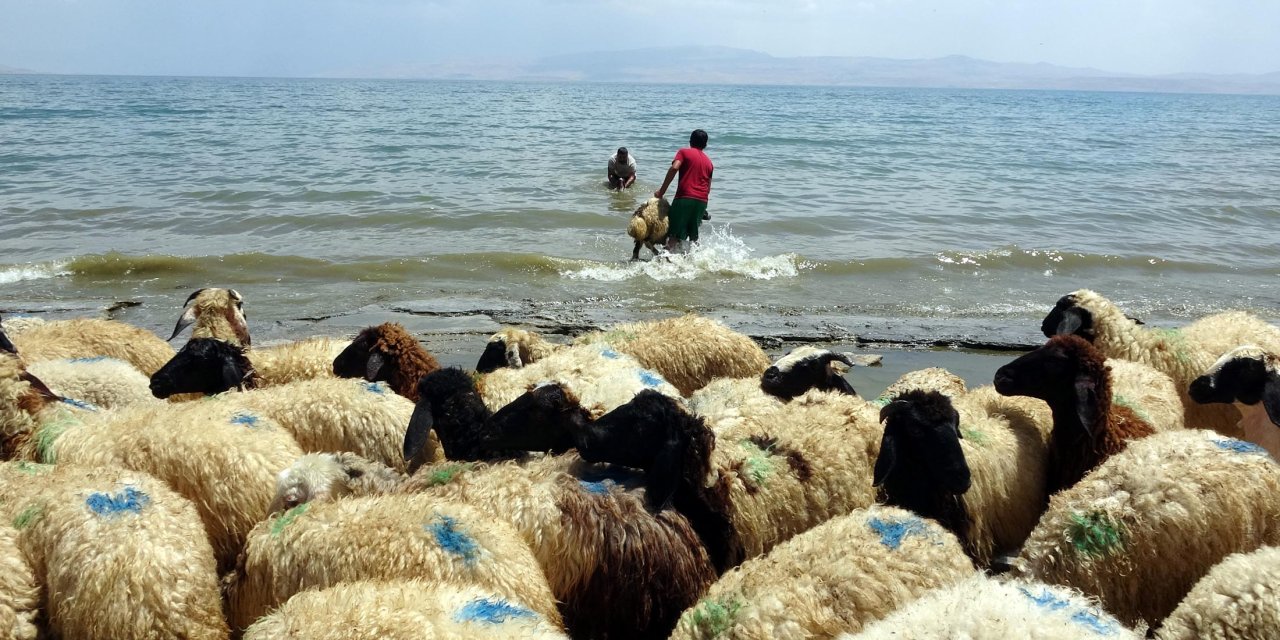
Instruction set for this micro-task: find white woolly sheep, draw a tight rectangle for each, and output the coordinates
[479,343,682,417]
[6,316,175,376]
[0,462,228,640]
[272,451,718,640]
[1042,289,1280,437]
[996,334,1158,495]
[628,196,670,260]
[0,524,38,640]
[1014,429,1280,627]
[876,387,1051,568]
[1157,545,1280,640]
[242,579,571,640]
[17,391,304,570]
[224,495,561,632]
[671,505,975,640]
[478,314,770,397]
[26,356,158,409]
[167,287,349,387]
[845,575,1141,640]
[1190,345,1280,459]
[875,366,969,404]
[269,451,409,514]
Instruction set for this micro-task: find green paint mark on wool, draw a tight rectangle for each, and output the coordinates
[1112,394,1151,423]
[872,395,892,407]
[426,462,475,487]
[739,439,777,485]
[1069,510,1124,558]
[687,597,742,638]
[961,427,987,446]
[1150,327,1191,365]
[15,461,51,475]
[271,503,310,537]
[12,504,41,530]
[33,411,80,464]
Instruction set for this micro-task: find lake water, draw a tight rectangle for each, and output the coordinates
[2,75,1277,354]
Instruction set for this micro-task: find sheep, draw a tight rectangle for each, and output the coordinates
[628,196,670,260]
[16,388,305,570]
[269,451,409,514]
[876,388,1050,567]
[671,505,976,640]
[0,462,228,640]
[1041,289,1280,437]
[242,580,570,640]
[224,495,562,632]
[167,287,349,386]
[1013,428,1280,627]
[478,314,771,397]
[501,386,884,570]
[759,346,857,399]
[1157,545,1280,640]
[6,316,175,376]
[478,343,683,417]
[1190,345,1280,459]
[875,366,969,405]
[151,337,436,473]
[845,574,1142,640]
[0,524,38,640]
[332,322,441,400]
[995,334,1157,495]
[405,367,531,471]
[0,352,98,459]
[270,450,718,640]
[25,356,158,409]
[0,318,15,355]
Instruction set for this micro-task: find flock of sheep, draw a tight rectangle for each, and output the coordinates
[1,286,1278,640]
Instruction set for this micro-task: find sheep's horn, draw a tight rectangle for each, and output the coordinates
[182,288,208,306]
[168,305,198,341]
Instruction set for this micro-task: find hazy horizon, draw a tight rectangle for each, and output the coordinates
[2,0,1277,79]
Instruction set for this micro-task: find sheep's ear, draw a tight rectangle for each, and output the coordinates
[168,305,198,341]
[0,328,14,355]
[933,425,972,495]
[872,431,897,487]
[1052,307,1087,336]
[505,342,524,368]
[403,401,434,473]
[364,352,386,382]
[1262,371,1280,428]
[19,370,60,402]
[220,358,247,393]
[1073,376,1100,438]
[645,437,686,511]
[827,373,857,396]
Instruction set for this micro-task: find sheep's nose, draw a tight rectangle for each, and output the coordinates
[1188,376,1215,404]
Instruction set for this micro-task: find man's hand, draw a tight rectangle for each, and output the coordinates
[653,189,665,199]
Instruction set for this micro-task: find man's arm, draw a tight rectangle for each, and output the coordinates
[654,158,681,199]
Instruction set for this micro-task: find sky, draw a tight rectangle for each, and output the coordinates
[1,0,1277,77]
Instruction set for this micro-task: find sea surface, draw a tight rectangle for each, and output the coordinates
[2,75,1278,352]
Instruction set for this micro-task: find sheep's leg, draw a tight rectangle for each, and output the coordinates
[631,241,643,261]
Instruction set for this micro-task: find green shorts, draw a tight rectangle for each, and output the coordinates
[668,198,708,242]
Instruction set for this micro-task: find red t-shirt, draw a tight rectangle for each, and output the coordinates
[674,147,713,202]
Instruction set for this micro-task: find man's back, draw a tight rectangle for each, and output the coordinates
[674,147,713,202]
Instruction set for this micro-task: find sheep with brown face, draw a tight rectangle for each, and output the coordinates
[995,334,1155,496]
[333,322,441,401]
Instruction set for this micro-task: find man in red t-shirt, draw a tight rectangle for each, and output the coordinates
[654,129,713,253]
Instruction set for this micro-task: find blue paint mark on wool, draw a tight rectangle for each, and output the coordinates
[86,486,150,517]
[1214,438,1267,455]
[364,382,386,394]
[1018,587,1118,636]
[867,516,931,550]
[638,370,664,388]
[600,348,621,359]
[69,356,110,364]
[61,397,98,411]
[455,598,537,625]
[230,413,260,428]
[580,480,610,495]
[428,514,480,564]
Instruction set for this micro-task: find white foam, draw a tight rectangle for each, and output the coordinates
[0,262,68,285]
[564,225,803,283]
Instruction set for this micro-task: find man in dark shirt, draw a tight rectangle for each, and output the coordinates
[654,129,713,253]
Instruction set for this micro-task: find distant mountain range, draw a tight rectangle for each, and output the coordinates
[333,46,1280,95]
[0,64,36,74]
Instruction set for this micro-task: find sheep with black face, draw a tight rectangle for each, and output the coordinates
[405,367,535,472]
[876,388,1051,567]
[151,338,260,398]
[1190,345,1280,459]
[995,334,1155,496]
[760,346,857,400]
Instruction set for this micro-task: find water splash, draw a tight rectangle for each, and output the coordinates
[562,225,803,282]
[0,262,68,285]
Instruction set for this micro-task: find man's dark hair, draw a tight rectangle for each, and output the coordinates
[617,147,628,156]
[690,129,708,149]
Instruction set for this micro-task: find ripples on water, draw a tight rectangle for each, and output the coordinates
[1,75,1277,343]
